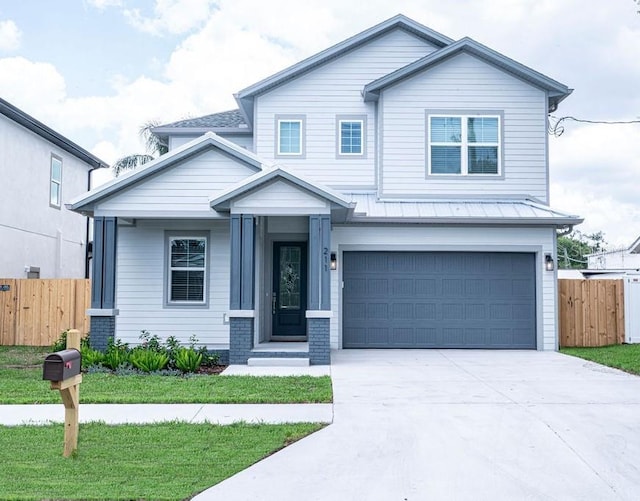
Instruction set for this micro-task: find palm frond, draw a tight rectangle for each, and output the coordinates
[112,154,155,177]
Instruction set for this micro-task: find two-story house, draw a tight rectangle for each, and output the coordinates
[69,15,582,364]
[0,97,108,279]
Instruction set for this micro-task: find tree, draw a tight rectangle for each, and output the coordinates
[557,230,607,269]
[112,121,168,177]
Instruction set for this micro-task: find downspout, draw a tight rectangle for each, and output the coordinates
[84,166,98,278]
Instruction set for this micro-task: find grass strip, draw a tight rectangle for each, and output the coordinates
[0,370,332,404]
[560,344,640,375]
[0,421,323,500]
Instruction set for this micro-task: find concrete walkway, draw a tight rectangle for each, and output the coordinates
[0,403,332,426]
[194,350,640,501]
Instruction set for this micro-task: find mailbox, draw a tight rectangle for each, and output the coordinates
[43,349,82,381]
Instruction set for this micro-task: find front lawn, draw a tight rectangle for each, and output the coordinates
[0,346,333,404]
[560,344,640,375]
[0,421,323,500]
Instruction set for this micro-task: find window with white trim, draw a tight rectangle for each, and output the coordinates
[168,237,207,304]
[50,155,62,207]
[277,119,302,155]
[428,115,500,175]
[339,120,363,155]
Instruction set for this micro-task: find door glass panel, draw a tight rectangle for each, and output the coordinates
[279,246,301,310]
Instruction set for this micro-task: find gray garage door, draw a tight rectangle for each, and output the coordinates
[343,252,536,349]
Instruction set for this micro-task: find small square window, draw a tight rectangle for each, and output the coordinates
[50,155,62,207]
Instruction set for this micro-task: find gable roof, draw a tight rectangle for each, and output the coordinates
[210,166,355,212]
[234,14,453,124]
[0,97,108,169]
[363,37,572,111]
[68,132,269,214]
[152,109,250,140]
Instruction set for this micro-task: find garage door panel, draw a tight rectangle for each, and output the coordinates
[343,251,536,349]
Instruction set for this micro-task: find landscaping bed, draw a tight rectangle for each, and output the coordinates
[0,346,333,405]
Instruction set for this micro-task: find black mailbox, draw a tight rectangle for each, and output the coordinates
[43,349,82,381]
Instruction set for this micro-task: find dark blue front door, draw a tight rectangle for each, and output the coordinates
[272,242,307,337]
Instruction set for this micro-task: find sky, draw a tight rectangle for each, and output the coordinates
[0,0,639,247]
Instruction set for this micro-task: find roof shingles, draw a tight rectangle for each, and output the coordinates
[158,109,247,129]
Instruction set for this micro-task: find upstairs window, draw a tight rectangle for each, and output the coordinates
[50,155,62,207]
[277,118,304,156]
[428,115,500,175]
[339,120,363,155]
[168,237,207,304]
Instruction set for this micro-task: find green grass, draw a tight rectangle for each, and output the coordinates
[0,421,323,500]
[561,344,640,375]
[0,346,333,404]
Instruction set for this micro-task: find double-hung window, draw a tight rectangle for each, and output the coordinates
[339,120,363,155]
[167,237,207,304]
[277,118,303,156]
[50,155,62,207]
[428,114,500,175]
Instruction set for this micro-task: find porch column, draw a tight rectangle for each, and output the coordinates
[87,216,118,351]
[307,214,331,365]
[229,214,255,364]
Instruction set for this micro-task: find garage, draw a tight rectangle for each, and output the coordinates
[342,251,536,349]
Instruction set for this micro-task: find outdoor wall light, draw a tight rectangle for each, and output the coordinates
[330,252,337,270]
[545,254,555,272]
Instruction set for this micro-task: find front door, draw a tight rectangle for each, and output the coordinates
[272,242,307,338]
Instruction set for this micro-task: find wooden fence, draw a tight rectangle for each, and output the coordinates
[0,279,91,346]
[558,279,625,347]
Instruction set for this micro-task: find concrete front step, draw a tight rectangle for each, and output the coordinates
[247,357,310,367]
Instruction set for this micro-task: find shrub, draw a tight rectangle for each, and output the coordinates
[81,346,105,370]
[174,347,203,373]
[103,338,130,370]
[130,348,169,372]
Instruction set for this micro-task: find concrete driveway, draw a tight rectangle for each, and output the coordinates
[195,350,640,500]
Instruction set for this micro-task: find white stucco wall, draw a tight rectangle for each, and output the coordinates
[0,114,93,278]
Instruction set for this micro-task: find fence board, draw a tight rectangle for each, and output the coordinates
[0,279,17,345]
[0,279,90,346]
[559,279,624,347]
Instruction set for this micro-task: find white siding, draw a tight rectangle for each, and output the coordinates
[0,114,91,278]
[232,180,330,214]
[255,29,438,188]
[331,225,557,351]
[115,219,230,347]
[97,149,256,216]
[588,251,640,270]
[169,134,253,151]
[381,53,548,201]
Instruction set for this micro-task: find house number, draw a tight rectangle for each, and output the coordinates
[0,285,10,291]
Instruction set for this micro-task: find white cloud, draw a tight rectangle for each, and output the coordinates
[87,0,123,9]
[0,19,21,51]
[124,0,217,36]
[0,57,66,115]
[550,122,640,247]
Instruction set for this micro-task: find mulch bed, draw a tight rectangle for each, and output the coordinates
[196,365,228,375]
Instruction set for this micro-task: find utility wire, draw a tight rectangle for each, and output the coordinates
[548,115,640,137]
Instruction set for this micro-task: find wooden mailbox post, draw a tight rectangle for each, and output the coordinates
[42,329,82,457]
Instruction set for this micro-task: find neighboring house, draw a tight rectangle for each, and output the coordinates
[69,15,582,364]
[0,97,108,279]
[587,237,640,271]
